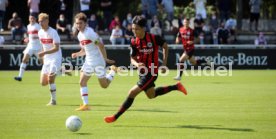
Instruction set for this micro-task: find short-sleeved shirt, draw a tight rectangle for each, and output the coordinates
[27,23,41,49]
[38,27,62,62]
[77,27,104,65]
[178,27,194,51]
[130,32,165,75]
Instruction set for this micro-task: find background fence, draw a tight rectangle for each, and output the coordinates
[1,45,276,70]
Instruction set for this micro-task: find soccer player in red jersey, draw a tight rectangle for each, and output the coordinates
[104,15,188,123]
[174,18,210,80]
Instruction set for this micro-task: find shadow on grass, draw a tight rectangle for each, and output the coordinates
[177,125,254,132]
[75,132,92,135]
[60,104,119,107]
[60,104,80,107]
[115,125,254,132]
[130,109,178,113]
[92,104,120,107]
[210,82,231,84]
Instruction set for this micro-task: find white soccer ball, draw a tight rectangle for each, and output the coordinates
[66,115,82,132]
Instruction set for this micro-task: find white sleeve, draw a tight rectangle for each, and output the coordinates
[53,30,60,44]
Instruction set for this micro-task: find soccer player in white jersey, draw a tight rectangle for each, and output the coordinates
[14,15,42,81]
[72,13,118,111]
[37,13,62,106]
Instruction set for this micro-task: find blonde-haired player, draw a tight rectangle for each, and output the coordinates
[38,13,62,106]
[14,15,42,81]
[72,12,118,111]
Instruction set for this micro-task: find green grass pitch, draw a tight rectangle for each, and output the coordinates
[0,70,276,139]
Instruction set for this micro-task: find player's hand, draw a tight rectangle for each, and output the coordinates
[23,38,29,43]
[71,53,78,59]
[38,52,45,58]
[137,63,145,68]
[187,41,193,45]
[105,58,115,64]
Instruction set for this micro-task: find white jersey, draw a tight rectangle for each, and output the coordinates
[78,27,105,65]
[38,27,62,62]
[27,23,41,50]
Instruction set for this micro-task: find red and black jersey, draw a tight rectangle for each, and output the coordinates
[178,27,194,50]
[130,32,165,74]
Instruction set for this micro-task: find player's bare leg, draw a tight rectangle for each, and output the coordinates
[76,71,91,111]
[104,85,141,123]
[14,54,30,81]
[40,73,48,86]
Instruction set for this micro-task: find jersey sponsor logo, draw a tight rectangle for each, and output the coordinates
[40,38,53,44]
[28,30,39,34]
[80,40,92,46]
[139,48,153,54]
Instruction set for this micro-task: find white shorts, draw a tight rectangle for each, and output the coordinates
[81,62,106,78]
[41,59,62,75]
[23,47,41,57]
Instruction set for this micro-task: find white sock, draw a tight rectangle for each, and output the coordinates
[105,70,115,81]
[80,87,88,105]
[49,84,56,101]
[18,63,27,77]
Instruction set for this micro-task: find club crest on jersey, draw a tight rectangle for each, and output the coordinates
[147,42,152,48]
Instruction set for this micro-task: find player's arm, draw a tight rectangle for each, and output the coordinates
[71,47,85,58]
[175,32,180,44]
[130,57,144,68]
[97,42,115,64]
[39,43,60,58]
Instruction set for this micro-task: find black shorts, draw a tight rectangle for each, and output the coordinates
[185,49,195,59]
[137,73,158,92]
[250,13,260,22]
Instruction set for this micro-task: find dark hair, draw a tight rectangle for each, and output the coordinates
[132,15,147,27]
[75,12,87,22]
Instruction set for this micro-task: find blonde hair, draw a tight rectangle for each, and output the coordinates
[38,13,49,21]
[75,12,87,22]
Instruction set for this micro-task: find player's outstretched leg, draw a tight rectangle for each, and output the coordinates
[104,82,188,123]
[104,97,134,123]
[154,82,187,97]
[99,65,120,88]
